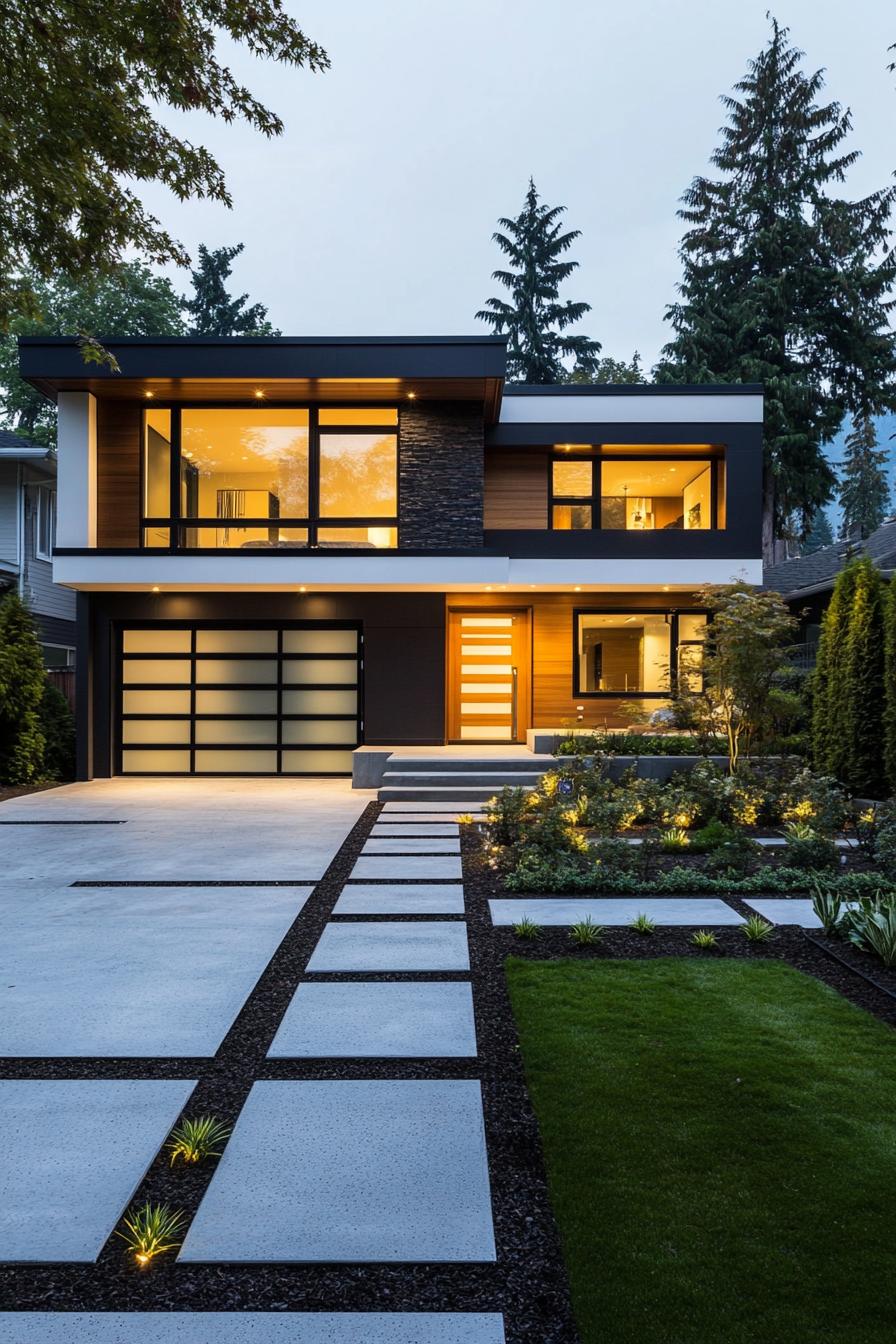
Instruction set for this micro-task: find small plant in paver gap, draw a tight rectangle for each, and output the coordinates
[167,1115,232,1166]
[691,929,719,949]
[742,914,774,943]
[513,916,541,939]
[630,913,656,935]
[660,827,690,852]
[810,881,844,936]
[570,916,604,946]
[116,1201,186,1268]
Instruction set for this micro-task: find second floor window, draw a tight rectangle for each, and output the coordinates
[143,406,398,550]
[551,452,723,531]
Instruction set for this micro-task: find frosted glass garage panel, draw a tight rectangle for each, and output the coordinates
[281,689,357,715]
[194,689,278,715]
[123,629,191,654]
[122,720,191,745]
[122,749,191,772]
[122,659,191,684]
[282,720,358,746]
[282,629,358,655]
[122,689,191,714]
[195,629,278,654]
[283,659,357,685]
[195,659,278,684]
[195,719,278,745]
[281,749,354,773]
[193,749,278,773]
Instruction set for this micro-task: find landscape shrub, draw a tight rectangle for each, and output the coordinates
[482,786,534,847]
[780,768,848,833]
[781,823,840,871]
[39,681,75,781]
[873,826,896,877]
[841,894,896,969]
[555,731,726,758]
[0,592,46,784]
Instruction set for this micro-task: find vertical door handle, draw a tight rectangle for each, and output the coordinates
[511,665,518,741]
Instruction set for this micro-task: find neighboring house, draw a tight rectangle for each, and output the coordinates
[0,428,77,667]
[764,517,896,654]
[18,336,763,780]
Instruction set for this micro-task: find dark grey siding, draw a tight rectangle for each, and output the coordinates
[398,402,484,549]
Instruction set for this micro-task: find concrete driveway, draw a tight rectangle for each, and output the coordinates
[0,778,374,882]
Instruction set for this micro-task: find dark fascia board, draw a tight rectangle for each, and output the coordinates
[18,335,508,383]
[486,421,762,448]
[502,383,764,396]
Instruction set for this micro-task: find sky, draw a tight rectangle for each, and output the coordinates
[140,0,896,372]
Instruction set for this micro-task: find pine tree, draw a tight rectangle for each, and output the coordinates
[656,18,896,563]
[183,244,280,337]
[811,560,859,776]
[883,579,896,792]
[477,180,601,382]
[838,415,891,539]
[843,557,886,795]
[565,352,644,385]
[0,592,46,784]
[803,509,833,553]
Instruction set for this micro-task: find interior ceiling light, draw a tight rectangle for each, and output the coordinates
[254,389,265,399]
[407,391,416,399]
[144,391,154,399]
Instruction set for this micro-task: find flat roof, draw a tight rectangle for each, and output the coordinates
[503,383,764,396]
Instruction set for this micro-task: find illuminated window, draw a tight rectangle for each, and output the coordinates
[575,610,707,696]
[141,407,398,550]
[548,451,724,532]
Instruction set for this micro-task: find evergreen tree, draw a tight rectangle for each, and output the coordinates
[883,579,896,792]
[183,244,280,337]
[477,180,601,382]
[0,592,46,784]
[656,18,896,563]
[565,352,645,384]
[843,557,886,795]
[811,560,859,776]
[803,508,834,553]
[838,415,891,539]
[0,264,185,447]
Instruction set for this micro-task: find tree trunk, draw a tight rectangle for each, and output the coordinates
[761,470,776,568]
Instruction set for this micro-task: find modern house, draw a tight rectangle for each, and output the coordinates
[18,336,763,781]
[0,428,77,667]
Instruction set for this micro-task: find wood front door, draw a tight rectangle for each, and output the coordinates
[447,610,531,743]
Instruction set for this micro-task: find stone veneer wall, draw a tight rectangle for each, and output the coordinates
[398,401,484,549]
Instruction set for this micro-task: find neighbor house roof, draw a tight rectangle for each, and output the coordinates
[764,518,896,598]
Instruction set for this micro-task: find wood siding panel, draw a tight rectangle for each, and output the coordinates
[97,400,141,547]
[448,592,702,729]
[483,452,548,529]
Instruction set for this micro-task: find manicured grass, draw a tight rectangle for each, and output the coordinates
[507,958,896,1344]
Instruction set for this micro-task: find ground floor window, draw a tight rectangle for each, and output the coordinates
[42,644,74,669]
[574,609,707,696]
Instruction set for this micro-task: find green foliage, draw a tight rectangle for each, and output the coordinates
[39,682,75,781]
[555,731,726,757]
[116,1201,185,1267]
[0,266,185,445]
[0,1,328,332]
[565,352,645,384]
[803,509,834,553]
[660,827,690,852]
[183,244,279,337]
[690,929,719,949]
[689,820,742,852]
[569,916,604,947]
[780,768,848,833]
[838,415,891,540]
[512,916,541,940]
[883,580,896,793]
[0,593,46,784]
[742,914,774,943]
[167,1115,232,1166]
[841,895,896,968]
[656,17,896,556]
[874,825,896,876]
[810,881,844,936]
[483,786,534,847]
[781,823,840,871]
[630,913,656,935]
[843,558,887,796]
[476,179,600,382]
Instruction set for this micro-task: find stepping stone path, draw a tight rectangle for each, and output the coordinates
[489,896,746,926]
[744,897,851,927]
[1,1313,506,1342]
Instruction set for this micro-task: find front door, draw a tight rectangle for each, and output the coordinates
[447,610,531,743]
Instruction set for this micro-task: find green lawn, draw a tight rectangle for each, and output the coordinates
[507,958,896,1344]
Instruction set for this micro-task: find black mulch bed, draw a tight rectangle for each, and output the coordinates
[1,801,579,1344]
[462,833,896,1030]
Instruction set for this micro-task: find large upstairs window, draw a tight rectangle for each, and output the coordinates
[549,446,725,532]
[142,406,398,550]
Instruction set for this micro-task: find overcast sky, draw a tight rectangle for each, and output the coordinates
[141,0,896,370]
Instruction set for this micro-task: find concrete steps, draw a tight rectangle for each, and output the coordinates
[377,756,555,802]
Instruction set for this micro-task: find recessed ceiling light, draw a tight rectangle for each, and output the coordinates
[144,391,154,399]
[151,585,160,593]
[574,585,582,592]
[254,389,265,399]
[407,391,416,400]
[298,586,307,594]
[485,585,492,591]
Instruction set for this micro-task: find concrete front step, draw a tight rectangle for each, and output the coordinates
[381,771,545,789]
[378,756,555,774]
[378,785,511,802]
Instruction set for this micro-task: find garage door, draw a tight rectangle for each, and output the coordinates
[119,623,361,775]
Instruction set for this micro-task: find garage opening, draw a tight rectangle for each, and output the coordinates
[118,623,361,775]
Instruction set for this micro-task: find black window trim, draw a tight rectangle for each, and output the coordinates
[140,403,400,551]
[549,451,720,533]
[572,605,709,699]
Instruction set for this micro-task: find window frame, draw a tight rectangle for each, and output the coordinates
[549,452,720,532]
[572,606,709,698]
[34,485,56,561]
[140,404,399,551]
